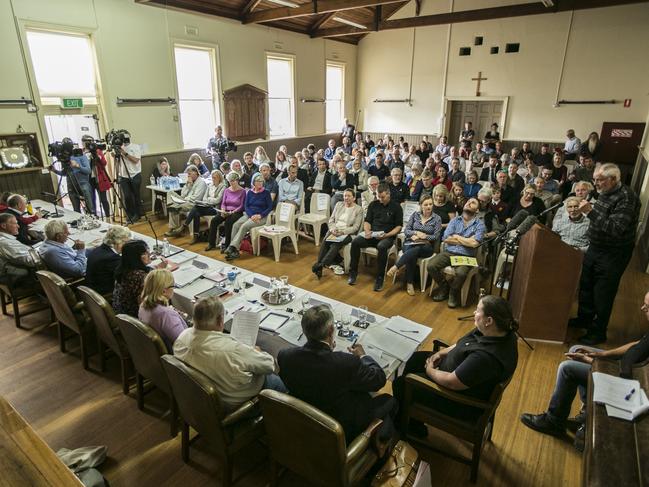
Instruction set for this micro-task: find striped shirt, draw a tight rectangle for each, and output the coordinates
[404,211,442,244]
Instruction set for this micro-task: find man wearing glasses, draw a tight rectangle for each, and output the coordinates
[569,163,640,345]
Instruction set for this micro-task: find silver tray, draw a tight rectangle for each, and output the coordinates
[261,290,295,305]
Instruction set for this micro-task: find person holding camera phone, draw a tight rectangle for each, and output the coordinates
[115,132,142,223]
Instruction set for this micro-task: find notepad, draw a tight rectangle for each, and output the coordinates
[449,256,478,267]
[173,267,204,288]
[592,372,649,420]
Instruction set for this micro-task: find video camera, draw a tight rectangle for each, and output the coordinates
[48,138,81,165]
[105,129,131,153]
[81,135,107,154]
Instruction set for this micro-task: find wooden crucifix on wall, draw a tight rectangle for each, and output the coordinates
[472,71,488,97]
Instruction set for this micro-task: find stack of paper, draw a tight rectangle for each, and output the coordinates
[230,310,261,347]
[173,267,205,287]
[360,325,420,362]
[592,372,649,421]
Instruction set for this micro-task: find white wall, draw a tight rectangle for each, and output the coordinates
[0,0,357,154]
[356,1,649,142]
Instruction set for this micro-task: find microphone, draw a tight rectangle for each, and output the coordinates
[505,210,529,232]
[514,215,538,237]
[540,201,563,216]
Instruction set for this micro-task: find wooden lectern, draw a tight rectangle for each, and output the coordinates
[508,224,583,342]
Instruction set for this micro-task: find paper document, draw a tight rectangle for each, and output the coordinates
[592,372,649,420]
[230,310,261,347]
[370,231,385,239]
[385,315,431,341]
[173,267,204,287]
[278,319,307,346]
[168,193,186,205]
[263,225,288,233]
[326,233,347,242]
[278,204,291,223]
[316,193,329,211]
[364,344,393,370]
[449,256,478,267]
[204,270,227,283]
[361,325,420,362]
[260,312,290,332]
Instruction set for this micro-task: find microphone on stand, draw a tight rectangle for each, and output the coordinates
[540,201,563,217]
[492,210,529,243]
[144,217,163,255]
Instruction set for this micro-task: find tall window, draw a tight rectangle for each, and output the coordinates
[26,30,98,105]
[174,45,220,149]
[266,55,295,138]
[326,63,344,133]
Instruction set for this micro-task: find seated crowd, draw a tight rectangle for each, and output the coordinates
[0,125,641,482]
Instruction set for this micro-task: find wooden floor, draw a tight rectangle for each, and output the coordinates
[1,217,648,487]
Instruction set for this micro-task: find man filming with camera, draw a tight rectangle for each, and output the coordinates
[48,139,94,215]
[111,131,142,223]
[206,125,233,170]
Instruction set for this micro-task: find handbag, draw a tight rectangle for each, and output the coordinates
[371,440,421,487]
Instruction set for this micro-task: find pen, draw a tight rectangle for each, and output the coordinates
[351,337,358,346]
[298,333,304,341]
[400,329,419,333]
[625,388,636,401]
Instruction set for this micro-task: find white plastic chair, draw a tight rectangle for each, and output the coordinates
[429,245,484,307]
[297,193,331,246]
[251,203,299,262]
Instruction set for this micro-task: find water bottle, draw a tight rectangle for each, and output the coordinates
[162,238,170,257]
[149,175,155,186]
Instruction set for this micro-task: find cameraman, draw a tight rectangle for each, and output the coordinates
[82,135,111,218]
[49,139,94,215]
[115,132,142,223]
[206,125,231,170]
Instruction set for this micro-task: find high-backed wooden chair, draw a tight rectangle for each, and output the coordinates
[115,314,177,437]
[161,355,265,487]
[298,192,331,245]
[77,286,132,395]
[0,248,48,328]
[251,202,299,262]
[35,270,94,370]
[259,389,383,487]
[400,339,512,483]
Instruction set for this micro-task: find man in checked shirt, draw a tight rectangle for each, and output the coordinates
[569,163,640,345]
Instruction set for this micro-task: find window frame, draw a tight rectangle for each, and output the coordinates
[172,42,222,150]
[325,61,345,134]
[265,52,296,139]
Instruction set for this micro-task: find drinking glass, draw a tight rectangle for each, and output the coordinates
[301,293,311,312]
[358,305,368,325]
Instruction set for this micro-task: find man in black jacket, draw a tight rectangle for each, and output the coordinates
[278,305,397,443]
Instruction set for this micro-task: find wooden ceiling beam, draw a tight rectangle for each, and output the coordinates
[313,0,649,37]
[241,0,263,16]
[243,0,405,24]
[309,12,337,33]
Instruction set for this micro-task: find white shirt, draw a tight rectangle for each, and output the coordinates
[121,143,142,177]
[173,328,275,410]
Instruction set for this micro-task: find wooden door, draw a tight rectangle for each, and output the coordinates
[448,101,503,146]
[599,122,646,184]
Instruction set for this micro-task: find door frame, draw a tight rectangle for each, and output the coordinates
[442,96,509,140]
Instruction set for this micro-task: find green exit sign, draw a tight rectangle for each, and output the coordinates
[61,98,83,109]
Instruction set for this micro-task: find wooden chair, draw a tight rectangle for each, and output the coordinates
[259,389,383,487]
[161,355,265,487]
[298,192,331,246]
[0,248,48,328]
[35,270,94,370]
[400,339,512,483]
[115,314,178,437]
[251,202,299,262]
[77,286,132,395]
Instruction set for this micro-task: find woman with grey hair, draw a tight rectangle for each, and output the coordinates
[205,171,247,252]
[180,170,227,244]
[86,225,132,294]
[225,174,273,261]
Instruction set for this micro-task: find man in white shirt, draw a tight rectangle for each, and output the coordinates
[116,132,143,222]
[563,129,582,160]
[173,296,287,411]
[0,213,37,283]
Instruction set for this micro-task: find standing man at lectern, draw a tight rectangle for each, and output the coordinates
[570,163,640,345]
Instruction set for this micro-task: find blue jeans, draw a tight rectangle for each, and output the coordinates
[263,373,288,393]
[547,345,602,423]
[396,243,434,284]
